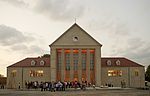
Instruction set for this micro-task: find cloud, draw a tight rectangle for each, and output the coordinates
[0,24,49,55]
[125,39,150,60]
[0,0,28,8]
[33,0,85,21]
[111,37,150,67]
[9,43,47,54]
[10,44,28,51]
[0,24,34,46]
[0,0,85,21]
[25,45,46,54]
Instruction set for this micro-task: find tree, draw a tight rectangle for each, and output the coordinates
[0,74,4,77]
[145,65,150,82]
[41,54,50,58]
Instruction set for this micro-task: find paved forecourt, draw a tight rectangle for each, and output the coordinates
[0,88,149,96]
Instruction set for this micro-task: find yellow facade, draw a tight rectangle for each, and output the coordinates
[7,23,145,88]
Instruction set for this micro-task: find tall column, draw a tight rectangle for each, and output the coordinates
[78,49,82,83]
[61,49,65,82]
[87,49,91,83]
[70,49,74,81]
[95,47,101,86]
[50,47,57,82]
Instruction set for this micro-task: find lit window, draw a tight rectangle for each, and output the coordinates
[90,49,95,53]
[135,70,139,76]
[37,70,44,77]
[65,49,70,53]
[11,70,17,77]
[29,70,44,77]
[73,49,79,53]
[108,70,122,77]
[82,49,87,53]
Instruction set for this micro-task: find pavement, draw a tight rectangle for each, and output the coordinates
[0,87,150,96]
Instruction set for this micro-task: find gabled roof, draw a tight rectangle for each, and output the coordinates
[7,57,50,68]
[101,57,144,67]
[7,56,144,68]
[50,23,102,47]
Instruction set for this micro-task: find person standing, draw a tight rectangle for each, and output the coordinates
[18,82,21,89]
[51,81,55,92]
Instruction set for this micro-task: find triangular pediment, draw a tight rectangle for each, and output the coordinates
[50,23,102,46]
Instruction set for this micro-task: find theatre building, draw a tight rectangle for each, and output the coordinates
[7,23,145,88]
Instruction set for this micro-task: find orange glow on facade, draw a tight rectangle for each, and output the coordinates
[82,49,87,53]
[73,49,79,53]
[82,70,86,81]
[65,71,70,81]
[90,49,95,53]
[57,49,62,53]
[74,71,78,81]
[90,71,95,84]
[56,48,95,84]
[65,49,70,53]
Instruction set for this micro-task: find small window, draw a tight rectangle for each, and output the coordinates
[31,60,36,66]
[11,70,17,77]
[135,70,139,76]
[40,60,45,66]
[116,60,121,65]
[73,36,79,42]
[107,60,111,66]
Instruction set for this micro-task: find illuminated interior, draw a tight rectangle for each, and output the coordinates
[29,70,44,77]
[56,48,95,83]
[108,70,122,77]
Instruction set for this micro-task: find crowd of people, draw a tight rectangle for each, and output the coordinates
[25,81,91,91]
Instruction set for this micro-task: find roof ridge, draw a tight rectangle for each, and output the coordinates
[124,58,144,67]
[50,23,102,46]
[7,58,28,68]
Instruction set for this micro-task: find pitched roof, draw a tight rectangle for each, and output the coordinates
[101,57,144,67]
[50,23,102,47]
[7,57,50,68]
[8,56,144,68]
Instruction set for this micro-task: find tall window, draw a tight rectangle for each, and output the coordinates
[90,49,95,70]
[73,56,78,70]
[135,70,139,76]
[82,52,86,70]
[73,49,79,71]
[57,49,61,71]
[108,70,122,77]
[65,49,70,70]
[29,70,44,77]
[11,70,17,77]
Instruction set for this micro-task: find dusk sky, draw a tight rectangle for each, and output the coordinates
[0,0,150,76]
